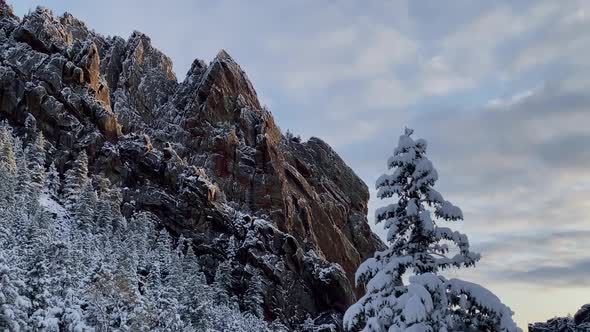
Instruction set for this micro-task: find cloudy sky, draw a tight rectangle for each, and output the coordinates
[11,0,590,328]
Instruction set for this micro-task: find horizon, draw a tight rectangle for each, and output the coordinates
[9,1,590,328]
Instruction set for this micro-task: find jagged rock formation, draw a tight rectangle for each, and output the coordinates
[0,4,383,330]
[529,304,590,332]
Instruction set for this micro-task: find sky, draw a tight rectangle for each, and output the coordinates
[10,0,590,328]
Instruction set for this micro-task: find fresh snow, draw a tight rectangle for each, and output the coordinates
[38,194,67,219]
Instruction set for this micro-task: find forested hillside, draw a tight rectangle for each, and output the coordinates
[0,122,282,331]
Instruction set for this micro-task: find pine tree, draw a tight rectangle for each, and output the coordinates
[0,253,30,332]
[62,150,89,212]
[166,235,186,294]
[57,288,88,332]
[179,243,208,328]
[214,259,234,305]
[128,212,156,270]
[45,162,60,199]
[0,124,17,228]
[14,137,33,204]
[76,182,97,232]
[95,177,126,240]
[0,123,16,174]
[46,241,76,299]
[344,128,520,332]
[26,249,53,330]
[244,270,265,318]
[154,228,173,275]
[27,131,46,195]
[20,208,52,265]
[83,264,137,331]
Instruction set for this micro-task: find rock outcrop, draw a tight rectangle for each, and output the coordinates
[529,304,590,332]
[0,4,383,330]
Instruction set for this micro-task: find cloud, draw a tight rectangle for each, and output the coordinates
[487,87,539,108]
[502,259,590,287]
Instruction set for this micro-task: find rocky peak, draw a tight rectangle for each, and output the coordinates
[183,48,261,126]
[111,30,178,133]
[0,1,14,19]
[59,12,91,41]
[0,5,383,330]
[12,7,72,54]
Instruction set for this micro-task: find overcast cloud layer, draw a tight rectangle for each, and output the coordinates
[12,1,590,328]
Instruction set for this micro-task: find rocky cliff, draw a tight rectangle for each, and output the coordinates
[0,4,383,330]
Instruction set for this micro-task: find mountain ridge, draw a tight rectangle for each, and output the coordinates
[0,3,383,330]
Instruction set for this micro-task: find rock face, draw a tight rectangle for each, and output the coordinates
[529,304,590,332]
[0,4,384,330]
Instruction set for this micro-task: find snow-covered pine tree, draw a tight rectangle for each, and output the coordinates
[214,259,235,305]
[45,162,60,199]
[27,131,46,197]
[179,243,209,328]
[76,182,98,232]
[0,253,30,332]
[62,150,89,212]
[26,248,53,330]
[95,177,126,236]
[0,122,16,174]
[128,212,156,270]
[344,128,521,332]
[244,270,265,318]
[0,124,17,212]
[45,241,76,299]
[14,137,33,204]
[154,228,174,275]
[55,288,88,331]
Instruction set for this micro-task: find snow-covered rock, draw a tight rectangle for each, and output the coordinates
[0,3,383,330]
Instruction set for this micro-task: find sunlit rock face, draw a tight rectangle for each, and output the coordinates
[0,4,383,329]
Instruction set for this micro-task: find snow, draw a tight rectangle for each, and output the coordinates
[435,200,463,221]
[406,198,419,216]
[447,278,518,327]
[418,211,433,232]
[402,285,431,323]
[38,194,67,219]
[375,203,399,221]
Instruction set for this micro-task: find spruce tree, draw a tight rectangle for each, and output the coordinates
[344,128,520,332]
[14,137,33,204]
[45,162,60,199]
[154,228,174,275]
[0,123,16,174]
[27,131,46,195]
[26,249,53,330]
[244,270,265,318]
[214,259,234,305]
[0,125,17,215]
[62,150,89,212]
[179,243,208,328]
[0,253,30,332]
[76,182,97,232]
[57,288,88,331]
